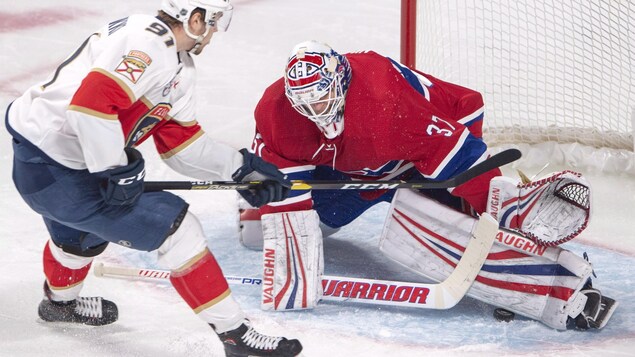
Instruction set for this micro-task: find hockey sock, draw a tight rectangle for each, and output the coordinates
[169,249,246,332]
[43,240,93,302]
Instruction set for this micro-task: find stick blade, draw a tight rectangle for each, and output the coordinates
[434,213,498,308]
[93,262,105,277]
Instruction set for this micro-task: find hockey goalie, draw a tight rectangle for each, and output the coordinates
[238,40,618,330]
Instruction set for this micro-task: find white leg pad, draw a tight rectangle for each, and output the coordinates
[261,210,324,311]
[238,197,265,250]
[379,189,593,330]
[238,204,341,252]
[157,211,208,271]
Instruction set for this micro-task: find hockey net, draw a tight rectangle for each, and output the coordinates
[401,0,634,173]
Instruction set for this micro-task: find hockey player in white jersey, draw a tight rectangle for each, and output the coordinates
[5,1,302,356]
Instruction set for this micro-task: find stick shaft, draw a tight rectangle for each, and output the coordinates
[94,212,496,311]
[144,148,521,192]
[94,263,450,308]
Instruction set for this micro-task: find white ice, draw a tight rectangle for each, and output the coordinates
[1,1,634,356]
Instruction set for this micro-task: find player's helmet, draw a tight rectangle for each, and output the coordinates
[284,41,352,139]
[161,0,233,53]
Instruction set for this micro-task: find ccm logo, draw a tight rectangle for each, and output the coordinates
[341,183,399,190]
[116,169,146,185]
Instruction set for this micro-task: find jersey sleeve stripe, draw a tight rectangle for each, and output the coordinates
[429,129,470,178]
[457,107,484,127]
[92,68,136,103]
[158,130,204,159]
[67,105,118,120]
[280,165,317,174]
[172,118,198,127]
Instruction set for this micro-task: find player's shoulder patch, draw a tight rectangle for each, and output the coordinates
[115,50,152,84]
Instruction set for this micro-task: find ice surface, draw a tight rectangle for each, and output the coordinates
[1,1,634,356]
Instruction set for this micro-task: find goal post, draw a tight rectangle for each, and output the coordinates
[401,0,634,172]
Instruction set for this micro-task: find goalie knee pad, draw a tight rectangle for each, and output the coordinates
[157,211,208,271]
[380,189,596,330]
[261,210,324,311]
[239,201,341,251]
[487,170,591,246]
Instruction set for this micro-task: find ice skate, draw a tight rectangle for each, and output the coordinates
[38,282,118,326]
[569,283,618,330]
[213,320,303,357]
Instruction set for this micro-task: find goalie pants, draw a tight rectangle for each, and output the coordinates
[11,137,188,254]
[311,166,465,229]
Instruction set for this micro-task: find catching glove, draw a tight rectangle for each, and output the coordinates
[99,147,145,206]
[232,149,291,207]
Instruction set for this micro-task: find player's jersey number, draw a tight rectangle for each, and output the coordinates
[426,116,456,137]
[145,22,175,47]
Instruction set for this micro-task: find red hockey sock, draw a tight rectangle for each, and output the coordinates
[43,241,91,290]
[170,249,230,312]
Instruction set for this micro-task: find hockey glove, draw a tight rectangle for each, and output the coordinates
[232,149,291,207]
[487,171,590,246]
[99,147,145,206]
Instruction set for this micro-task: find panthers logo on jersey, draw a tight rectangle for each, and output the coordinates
[126,103,171,146]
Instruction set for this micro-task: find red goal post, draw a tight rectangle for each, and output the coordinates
[400,0,634,173]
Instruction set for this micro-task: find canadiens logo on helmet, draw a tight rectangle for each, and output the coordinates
[286,54,330,94]
[283,40,352,139]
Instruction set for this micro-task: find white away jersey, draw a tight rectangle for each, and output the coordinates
[8,14,242,179]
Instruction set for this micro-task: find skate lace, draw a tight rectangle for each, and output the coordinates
[242,326,282,350]
[74,297,103,318]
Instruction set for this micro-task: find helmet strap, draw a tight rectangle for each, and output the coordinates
[183,21,210,55]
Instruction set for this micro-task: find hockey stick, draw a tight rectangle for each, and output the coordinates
[93,214,497,309]
[144,148,521,192]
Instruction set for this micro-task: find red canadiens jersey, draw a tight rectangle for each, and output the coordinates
[7,15,241,179]
[253,51,500,213]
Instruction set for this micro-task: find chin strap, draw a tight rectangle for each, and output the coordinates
[183,22,211,55]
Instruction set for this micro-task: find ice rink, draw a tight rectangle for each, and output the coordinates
[1,1,634,356]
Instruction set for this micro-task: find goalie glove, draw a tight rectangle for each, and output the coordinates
[487,170,591,246]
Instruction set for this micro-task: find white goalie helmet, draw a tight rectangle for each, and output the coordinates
[284,40,352,139]
[161,0,233,50]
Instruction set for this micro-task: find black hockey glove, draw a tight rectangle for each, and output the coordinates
[232,149,291,207]
[99,147,145,206]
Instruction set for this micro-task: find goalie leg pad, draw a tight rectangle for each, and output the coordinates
[238,200,341,251]
[261,210,324,311]
[487,171,591,246]
[380,189,595,330]
[239,205,264,251]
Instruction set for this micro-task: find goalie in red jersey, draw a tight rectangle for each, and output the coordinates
[240,40,617,331]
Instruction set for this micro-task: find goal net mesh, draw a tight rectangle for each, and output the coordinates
[413,0,634,166]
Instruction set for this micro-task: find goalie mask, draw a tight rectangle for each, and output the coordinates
[284,41,352,139]
[161,0,233,53]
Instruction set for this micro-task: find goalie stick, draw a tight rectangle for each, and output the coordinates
[93,214,498,309]
[144,148,521,192]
